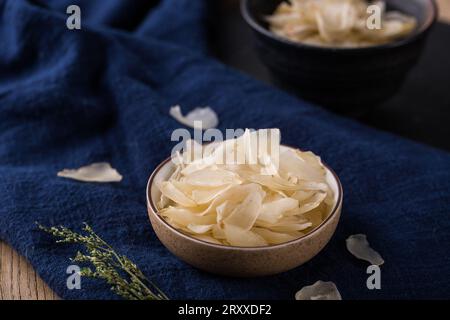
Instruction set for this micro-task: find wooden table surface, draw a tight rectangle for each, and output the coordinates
[1,0,449,300]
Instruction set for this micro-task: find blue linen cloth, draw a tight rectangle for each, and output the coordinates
[0,0,449,299]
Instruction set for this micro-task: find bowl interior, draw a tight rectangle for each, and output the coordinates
[243,0,437,46]
[149,145,342,248]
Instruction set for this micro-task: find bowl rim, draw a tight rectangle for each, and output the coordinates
[146,145,344,251]
[240,0,438,53]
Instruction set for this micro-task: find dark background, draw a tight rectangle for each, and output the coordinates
[210,1,450,152]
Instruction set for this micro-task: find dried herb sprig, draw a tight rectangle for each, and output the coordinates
[37,223,169,300]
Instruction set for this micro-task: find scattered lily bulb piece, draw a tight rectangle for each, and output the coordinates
[295,281,342,300]
[267,0,417,48]
[57,162,123,183]
[346,234,384,265]
[157,129,334,247]
[169,105,219,129]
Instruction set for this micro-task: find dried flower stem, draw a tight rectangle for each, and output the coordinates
[37,223,168,300]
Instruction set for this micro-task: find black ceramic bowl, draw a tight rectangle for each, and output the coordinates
[241,0,438,112]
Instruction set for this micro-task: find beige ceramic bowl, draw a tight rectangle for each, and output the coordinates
[146,146,343,277]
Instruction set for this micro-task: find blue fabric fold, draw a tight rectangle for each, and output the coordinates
[0,0,449,299]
